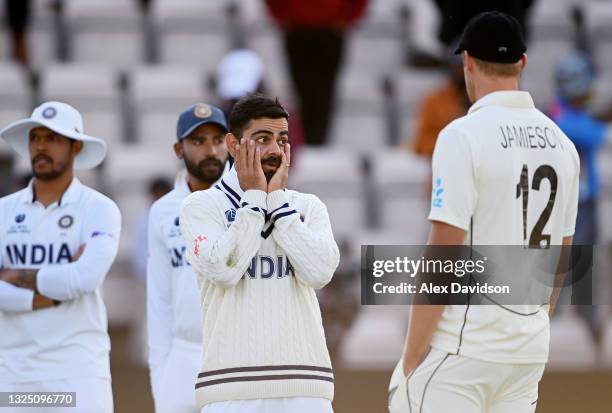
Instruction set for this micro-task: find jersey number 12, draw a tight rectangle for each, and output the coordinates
[516,164,558,248]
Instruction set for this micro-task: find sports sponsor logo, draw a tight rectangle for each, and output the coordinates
[15,214,25,223]
[432,178,444,208]
[193,235,207,257]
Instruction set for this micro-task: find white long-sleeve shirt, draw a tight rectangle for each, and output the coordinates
[146,176,203,408]
[0,178,121,383]
[179,167,339,408]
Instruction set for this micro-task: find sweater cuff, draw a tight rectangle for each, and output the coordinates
[266,190,289,212]
[241,190,268,216]
[267,190,298,223]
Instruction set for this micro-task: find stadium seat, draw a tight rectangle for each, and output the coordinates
[289,147,366,242]
[39,63,123,149]
[548,311,597,370]
[129,64,208,148]
[600,315,612,368]
[370,149,430,243]
[64,0,145,68]
[344,34,404,74]
[339,306,408,369]
[153,0,232,71]
[357,0,407,37]
[394,69,447,116]
[0,63,31,155]
[521,40,574,109]
[329,108,387,150]
[530,0,574,41]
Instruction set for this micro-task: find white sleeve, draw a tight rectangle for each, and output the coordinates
[564,150,580,237]
[146,205,174,397]
[268,190,340,289]
[0,280,34,313]
[180,189,266,288]
[36,198,122,300]
[427,127,477,231]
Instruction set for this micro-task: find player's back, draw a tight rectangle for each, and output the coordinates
[428,91,580,364]
[433,91,579,246]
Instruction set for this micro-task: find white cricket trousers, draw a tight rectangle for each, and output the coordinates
[389,348,545,413]
[0,377,112,413]
[152,338,201,413]
[201,397,334,413]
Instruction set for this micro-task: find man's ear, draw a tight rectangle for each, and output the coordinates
[173,141,183,160]
[72,140,83,156]
[520,54,527,70]
[226,133,239,158]
[463,51,474,74]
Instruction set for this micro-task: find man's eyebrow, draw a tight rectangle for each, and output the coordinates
[251,129,274,135]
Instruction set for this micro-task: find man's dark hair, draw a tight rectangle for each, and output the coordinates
[229,93,289,138]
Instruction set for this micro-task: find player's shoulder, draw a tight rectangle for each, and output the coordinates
[181,186,223,211]
[435,116,474,148]
[150,187,184,216]
[79,184,121,218]
[285,188,325,209]
[0,187,29,210]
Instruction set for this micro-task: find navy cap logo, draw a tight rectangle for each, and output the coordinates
[15,213,25,223]
[498,46,508,52]
[225,208,236,222]
[194,104,212,119]
[42,107,57,119]
[59,215,74,229]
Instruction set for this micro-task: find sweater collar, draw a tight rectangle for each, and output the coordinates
[215,166,243,209]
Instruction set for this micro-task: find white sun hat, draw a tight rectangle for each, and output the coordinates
[0,101,107,169]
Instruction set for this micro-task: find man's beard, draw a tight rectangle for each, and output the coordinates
[262,155,281,182]
[184,156,225,185]
[31,154,69,181]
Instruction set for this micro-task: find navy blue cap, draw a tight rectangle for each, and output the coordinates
[176,103,228,141]
[455,11,526,64]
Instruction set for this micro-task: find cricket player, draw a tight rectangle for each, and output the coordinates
[0,102,121,412]
[147,103,229,413]
[388,12,580,413]
[179,94,339,413]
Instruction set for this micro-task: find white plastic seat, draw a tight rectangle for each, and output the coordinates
[371,149,430,242]
[339,306,408,369]
[345,34,403,74]
[289,147,365,240]
[153,0,231,71]
[129,64,207,147]
[329,109,387,150]
[39,63,122,148]
[547,311,597,370]
[64,0,144,68]
[395,69,447,116]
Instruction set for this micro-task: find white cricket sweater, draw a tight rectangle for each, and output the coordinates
[179,167,339,407]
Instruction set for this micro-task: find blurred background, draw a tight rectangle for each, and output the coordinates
[1,0,612,412]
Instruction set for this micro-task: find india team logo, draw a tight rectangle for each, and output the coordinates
[225,208,236,222]
[194,103,212,119]
[15,214,25,223]
[58,215,74,229]
[42,107,57,119]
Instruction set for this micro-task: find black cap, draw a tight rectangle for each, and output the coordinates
[454,11,526,63]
